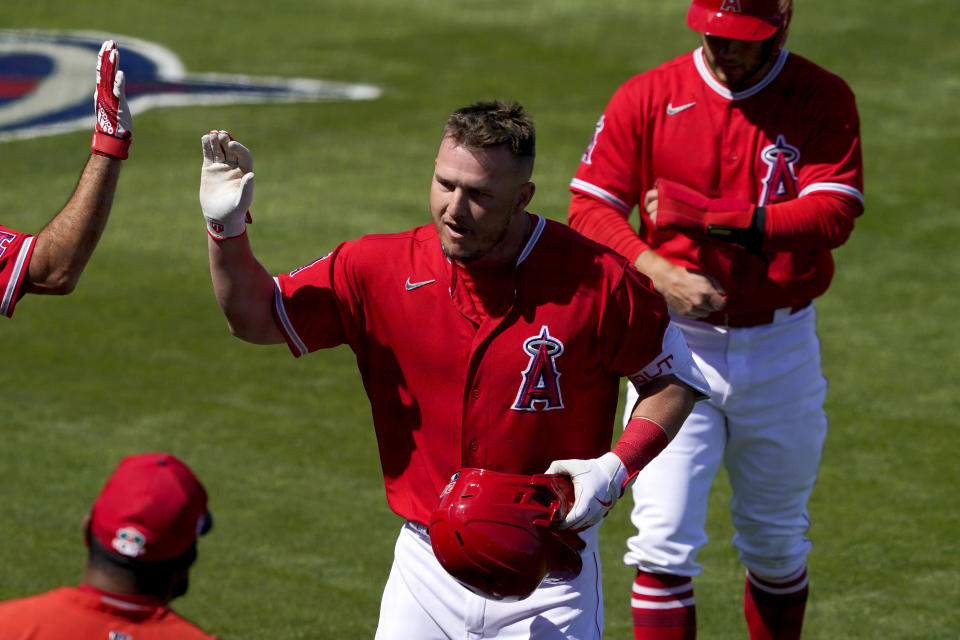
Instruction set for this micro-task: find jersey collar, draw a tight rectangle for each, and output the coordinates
[438,213,545,269]
[516,214,545,267]
[78,583,166,611]
[693,47,789,101]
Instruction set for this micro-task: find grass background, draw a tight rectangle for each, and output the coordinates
[0,0,957,637]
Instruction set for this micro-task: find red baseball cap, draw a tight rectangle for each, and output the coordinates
[687,0,788,41]
[89,453,212,562]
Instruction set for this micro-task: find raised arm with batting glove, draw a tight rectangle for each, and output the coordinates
[91,40,132,160]
[200,132,283,344]
[199,131,255,240]
[16,40,129,299]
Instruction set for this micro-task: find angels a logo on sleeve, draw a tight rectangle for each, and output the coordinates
[759,134,800,205]
[512,325,565,412]
[581,115,604,165]
[0,231,15,259]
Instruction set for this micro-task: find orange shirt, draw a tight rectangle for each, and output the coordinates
[0,586,217,639]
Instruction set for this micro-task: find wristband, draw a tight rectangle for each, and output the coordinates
[205,211,252,241]
[91,131,131,160]
[612,417,670,475]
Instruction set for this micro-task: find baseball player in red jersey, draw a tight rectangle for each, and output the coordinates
[0,40,131,318]
[200,101,709,638]
[568,1,864,638]
[0,453,217,639]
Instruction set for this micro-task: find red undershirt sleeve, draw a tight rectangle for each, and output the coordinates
[568,192,650,264]
[763,192,862,252]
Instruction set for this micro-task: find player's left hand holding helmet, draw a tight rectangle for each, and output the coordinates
[199,131,255,240]
[91,40,132,159]
[546,452,636,531]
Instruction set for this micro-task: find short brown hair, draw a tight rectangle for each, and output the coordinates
[442,101,535,172]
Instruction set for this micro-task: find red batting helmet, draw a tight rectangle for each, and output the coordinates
[429,468,586,601]
[687,0,792,42]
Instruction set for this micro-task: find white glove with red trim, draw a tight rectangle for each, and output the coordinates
[545,452,635,531]
[199,130,255,240]
[91,40,132,159]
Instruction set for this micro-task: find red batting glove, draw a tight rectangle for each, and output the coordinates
[91,40,132,159]
[654,178,757,244]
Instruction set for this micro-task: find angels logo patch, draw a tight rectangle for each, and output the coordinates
[0,29,381,143]
[581,115,604,165]
[512,325,565,412]
[759,134,800,205]
[0,231,15,259]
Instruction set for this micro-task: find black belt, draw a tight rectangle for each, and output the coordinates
[702,301,812,328]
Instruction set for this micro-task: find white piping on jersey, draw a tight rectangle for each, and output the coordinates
[568,178,631,214]
[99,595,158,611]
[273,276,308,357]
[693,47,789,101]
[1,235,34,317]
[799,181,865,204]
[516,215,546,266]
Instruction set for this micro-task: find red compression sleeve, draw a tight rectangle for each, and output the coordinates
[568,192,649,264]
[612,417,670,475]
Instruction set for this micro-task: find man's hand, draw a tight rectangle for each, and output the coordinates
[545,452,634,531]
[91,40,132,159]
[635,248,726,318]
[200,130,255,240]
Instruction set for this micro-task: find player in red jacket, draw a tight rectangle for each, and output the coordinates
[0,40,131,318]
[199,100,709,638]
[568,1,864,638]
[0,453,217,639]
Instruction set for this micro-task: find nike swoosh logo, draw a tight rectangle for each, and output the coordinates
[404,278,436,291]
[666,102,696,115]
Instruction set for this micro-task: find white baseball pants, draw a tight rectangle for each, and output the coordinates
[623,304,827,580]
[376,521,603,639]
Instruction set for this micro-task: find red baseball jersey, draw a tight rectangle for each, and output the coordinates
[570,48,864,314]
[0,224,35,318]
[0,586,217,639]
[274,215,680,525]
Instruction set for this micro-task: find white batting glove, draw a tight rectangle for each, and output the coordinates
[199,130,255,240]
[91,40,132,159]
[545,452,635,531]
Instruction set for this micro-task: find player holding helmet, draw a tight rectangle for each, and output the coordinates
[568,0,864,638]
[200,100,709,638]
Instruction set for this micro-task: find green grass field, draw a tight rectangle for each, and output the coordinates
[1,1,957,637]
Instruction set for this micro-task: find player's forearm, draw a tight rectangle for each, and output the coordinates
[763,192,861,252]
[627,375,698,441]
[25,154,122,295]
[208,234,284,344]
[605,376,696,478]
[568,192,649,264]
